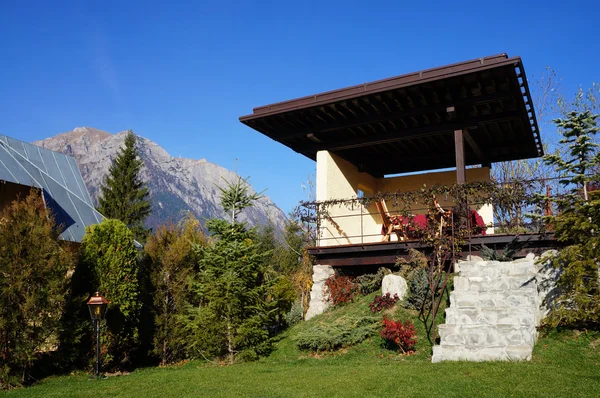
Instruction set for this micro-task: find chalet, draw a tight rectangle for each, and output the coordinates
[240,54,558,323]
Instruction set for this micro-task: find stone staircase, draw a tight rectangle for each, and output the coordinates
[432,253,550,362]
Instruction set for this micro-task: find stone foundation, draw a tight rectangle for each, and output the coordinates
[305,264,335,320]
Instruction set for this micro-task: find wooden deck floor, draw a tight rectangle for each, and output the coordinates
[307,232,561,268]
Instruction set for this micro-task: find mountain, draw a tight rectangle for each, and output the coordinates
[33,127,287,232]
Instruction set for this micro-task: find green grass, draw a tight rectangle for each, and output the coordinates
[4,293,600,397]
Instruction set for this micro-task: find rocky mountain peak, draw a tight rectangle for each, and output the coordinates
[33,127,287,232]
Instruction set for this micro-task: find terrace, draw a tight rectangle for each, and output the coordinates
[240,54,558,267]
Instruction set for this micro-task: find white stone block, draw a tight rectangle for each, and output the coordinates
[381,274,408,300]
[305,264,335,320]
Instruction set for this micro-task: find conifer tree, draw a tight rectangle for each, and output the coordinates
[98,131,151,241]
[0,191,75,388]
[543,110,600,328]
[186,176,282,363]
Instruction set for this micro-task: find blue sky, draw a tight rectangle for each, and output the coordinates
[0,0,598,214]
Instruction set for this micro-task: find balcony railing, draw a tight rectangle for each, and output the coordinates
[297,179,557,247]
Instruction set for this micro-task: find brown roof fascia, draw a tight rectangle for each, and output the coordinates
[239,54,522,122]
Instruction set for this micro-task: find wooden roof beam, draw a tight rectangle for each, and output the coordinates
[300,110,518,153]
[463,130,485,162]
[268,91,513,140]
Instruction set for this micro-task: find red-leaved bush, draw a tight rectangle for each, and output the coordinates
[380,317,417,353]
[369,293,399,312]
[324,275,359,306]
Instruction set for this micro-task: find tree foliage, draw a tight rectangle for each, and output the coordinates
[144,215,205,365]
[217,175,264,224]
[0,192,75,389]
[183,176,287,363]
[97,131,151,241]
[543,110,600,329]
[79,219,141,370]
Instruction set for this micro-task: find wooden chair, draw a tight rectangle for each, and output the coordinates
[430,198,452,237]
[375,199,407,242]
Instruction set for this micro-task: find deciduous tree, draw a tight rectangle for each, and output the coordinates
[144,215,205,365]
[79,219,141,370]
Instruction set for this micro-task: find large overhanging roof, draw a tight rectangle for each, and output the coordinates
[240,54,542,177]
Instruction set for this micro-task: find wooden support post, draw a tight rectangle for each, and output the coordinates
[454,129,466,185]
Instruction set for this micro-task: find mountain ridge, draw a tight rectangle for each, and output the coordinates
[33,127,287,232]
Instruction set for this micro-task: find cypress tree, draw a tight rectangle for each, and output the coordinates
[98,130,151,241]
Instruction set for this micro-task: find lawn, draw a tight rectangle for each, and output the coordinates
[3,293,600,398]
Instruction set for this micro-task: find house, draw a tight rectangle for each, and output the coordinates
[240,54,557,314]
[0,134,103,243]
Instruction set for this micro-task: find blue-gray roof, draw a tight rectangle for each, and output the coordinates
[0,134,104,242]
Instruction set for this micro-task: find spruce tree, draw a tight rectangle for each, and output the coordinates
[186,176,280,363]
[98,131,151,241]
[542,110,600,328]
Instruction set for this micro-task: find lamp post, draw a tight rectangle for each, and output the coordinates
[87,292,108,379]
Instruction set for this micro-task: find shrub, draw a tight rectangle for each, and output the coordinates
[268,276,297,329]
[285,300,304,327]
[144,215,205,365]
[479,238,527,261]
[79,219,141,370]
[324,275,359,306]
[380,317,417,353]
[0,192,75,389]
[369,293,399,312]
[405,268,431,311]
[396,249,428,279]
[355,267,389,295]
[296,316,379,351]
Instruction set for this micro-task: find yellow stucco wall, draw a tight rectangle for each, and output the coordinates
[315,151,493,247]
[316,151,380,246]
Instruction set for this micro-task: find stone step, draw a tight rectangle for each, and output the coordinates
[453,275,538,292]
[432,344,532,363]
[445,307,540,327]
[458,260,538,279]
[438,324,537,348]
[450,290,539,309]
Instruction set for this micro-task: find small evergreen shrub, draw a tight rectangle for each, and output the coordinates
[324,275,359,306]
[369,293,399,312]
[479,238,527,261]
[380,317,417,353]
[405,268,431,310]
[285,300,304,327]
[296,316,379,351]
[355,268,388,295]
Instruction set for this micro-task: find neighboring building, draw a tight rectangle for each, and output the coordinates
[0,134,103,243]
